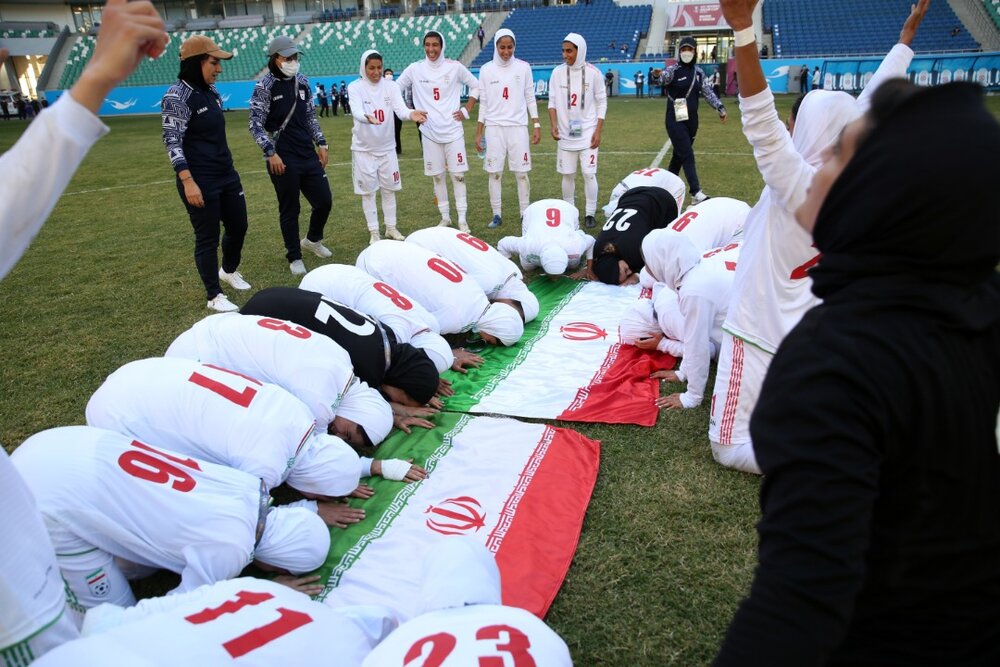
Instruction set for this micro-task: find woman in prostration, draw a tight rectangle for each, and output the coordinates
[714,79,1000,665]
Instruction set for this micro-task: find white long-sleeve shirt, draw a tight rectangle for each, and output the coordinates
[406,227,522,298]
[0,93,108,280]
[477,57,538,126]
[675,243,740,408]
[546,63,607,151]
[348,77,412,154]
[497,198,594,269]
[396,59,479,144]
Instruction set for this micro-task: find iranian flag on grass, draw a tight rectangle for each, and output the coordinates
[317,413,599,620]
[444,278,676,426]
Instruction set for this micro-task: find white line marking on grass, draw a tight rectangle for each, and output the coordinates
[651,139,672,168]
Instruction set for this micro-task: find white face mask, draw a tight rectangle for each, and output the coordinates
[279,60,300,77]
[680,51,694,64]
[384,73,393,80]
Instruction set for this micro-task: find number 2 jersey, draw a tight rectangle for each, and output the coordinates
[34,578,393,666]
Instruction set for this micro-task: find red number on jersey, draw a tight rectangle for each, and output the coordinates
[117,440,202,493]
[725,260,737,271]
[632,168,659,176]
[589,153,596,165]
[257,317,312,339]
[188,364,262,408]
[702,242,740,259]
[427,257,464,283]
[476,624,536,667]
[393,171,400,183]
[373,281,413,310]
[790,251,821,280]
[374,109,385,122]
[457,232,489,251]
[570,93,578,107]
[185,590,314,659]
[502,86,509,100]
[545,207,561,227]
[433,87,441,101]
[671,211,699,232]
[404,632,458,667]
[457,152,464,164]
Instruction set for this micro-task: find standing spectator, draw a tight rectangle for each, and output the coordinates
[760,43,768,58]
[384,67,403,155]
[634,69,645,98]
[799,64,809,93]
[30,98,40,115]
[661,36,727,204]
[316,83,329,117]
[162,36,250,312]
[1,98,9,120]
[249,36,333,276]
[330,81,339,116]
[16,97,26,120]
[711,44,718,61]
[340,80,350,114]
[396,30,480,232]
[348,49,427,243]
[549,33,607,229]
[812,65,821,90]
[475,29,540,229]
[605,69,614,96]
[477,24,485,49]
[647,66,654,96]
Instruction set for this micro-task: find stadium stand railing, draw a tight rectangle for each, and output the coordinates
[763,0,981,56]
[471,0,651,67]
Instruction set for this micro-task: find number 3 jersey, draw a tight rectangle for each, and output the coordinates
[33,578,394,666]
[11,426,262,594]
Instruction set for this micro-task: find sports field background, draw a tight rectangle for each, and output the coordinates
[1,93,996,664]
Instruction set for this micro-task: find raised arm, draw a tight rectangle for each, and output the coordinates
[857,0,926,110]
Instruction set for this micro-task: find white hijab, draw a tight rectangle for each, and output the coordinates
[563,32,588,71]
[358,49,382,85]
[424,30,446,69]
[641,229,702,291]
[493,29,515,68]
[793,89,862,168]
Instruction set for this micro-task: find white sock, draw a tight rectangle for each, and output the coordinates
[561,173,576,206]
[361,192,379,232]
[488,173,503,216]
[515,172,531,216]
[381,189,397,229]
[451,173,468,224]
[583,173,598,216]
[432,174,450,221]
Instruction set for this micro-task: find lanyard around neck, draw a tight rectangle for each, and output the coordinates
[567,67,585,111]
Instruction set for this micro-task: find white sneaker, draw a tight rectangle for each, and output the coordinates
[457,221,470,233]
[207,293,238,312]
[437,219,452,228]
[384,227,405,240]
[369,231,381,246]
[692,190,709,204]
[289,259,307,275]
[218,268,251,290]
[300,237,332,258]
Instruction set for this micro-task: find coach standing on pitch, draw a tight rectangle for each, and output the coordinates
[163,36,250,313]
[250,36,333,276]
[662,36,726,205]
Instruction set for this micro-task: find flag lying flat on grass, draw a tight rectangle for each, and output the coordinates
[445,278,676,426]
[317,413,600,620]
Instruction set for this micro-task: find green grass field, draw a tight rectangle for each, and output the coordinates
[1,93,996,664]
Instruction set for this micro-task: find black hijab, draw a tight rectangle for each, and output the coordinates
[810,82,1000,311]
[384,343,439,404]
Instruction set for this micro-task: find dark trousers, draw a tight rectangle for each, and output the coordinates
[393,115,403,155]
[269,159,332,261]
[666,118,701,194]
[177,176,247,300]
[318,100,329,117]
[341,98,350,114]
[331,99,338,116]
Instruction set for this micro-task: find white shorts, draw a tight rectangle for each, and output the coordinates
[708,331,773,447]
[557,146,599,175]
[352,150,401,195]
[51,528,136,611]
[483,125,531,174]
[422,138,469,176]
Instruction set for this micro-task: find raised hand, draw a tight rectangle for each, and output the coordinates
[899,0,930,46]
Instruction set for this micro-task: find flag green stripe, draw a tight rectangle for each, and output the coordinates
[441,277,583,411]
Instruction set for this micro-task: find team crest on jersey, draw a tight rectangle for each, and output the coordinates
[86,567,110,598]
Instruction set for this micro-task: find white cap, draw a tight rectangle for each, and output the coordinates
[255,506,330,574]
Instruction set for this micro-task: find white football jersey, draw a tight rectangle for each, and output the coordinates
[546,61,607,152]
[362,604,572,666]
[0,450,76,651]
[605,167,686,217]
[406,227,521,298]
[34,578,395,667]
[396,58,479,144]
[498,199,593,269]
[86,357,316,490]
[349,77,412,154]
[477,58,538,127]
[667,197,749,252]
[12,426,260,594]
[165,312,354,430]
[356,241,490,335]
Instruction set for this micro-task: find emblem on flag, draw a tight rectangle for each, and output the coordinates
[560,321,608,341]
[425,496,486,535]
[85,567,111,598]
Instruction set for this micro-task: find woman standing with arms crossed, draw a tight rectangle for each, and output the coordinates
[162,36,250,312]
[249,36,333,276]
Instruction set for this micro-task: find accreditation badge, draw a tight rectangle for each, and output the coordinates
[674,98,689,122]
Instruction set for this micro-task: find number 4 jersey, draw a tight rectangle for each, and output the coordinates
[33,577,394,666]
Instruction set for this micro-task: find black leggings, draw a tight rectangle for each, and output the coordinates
[178,176,248,300]
[666,118,701,195]
[269,159,332,262]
